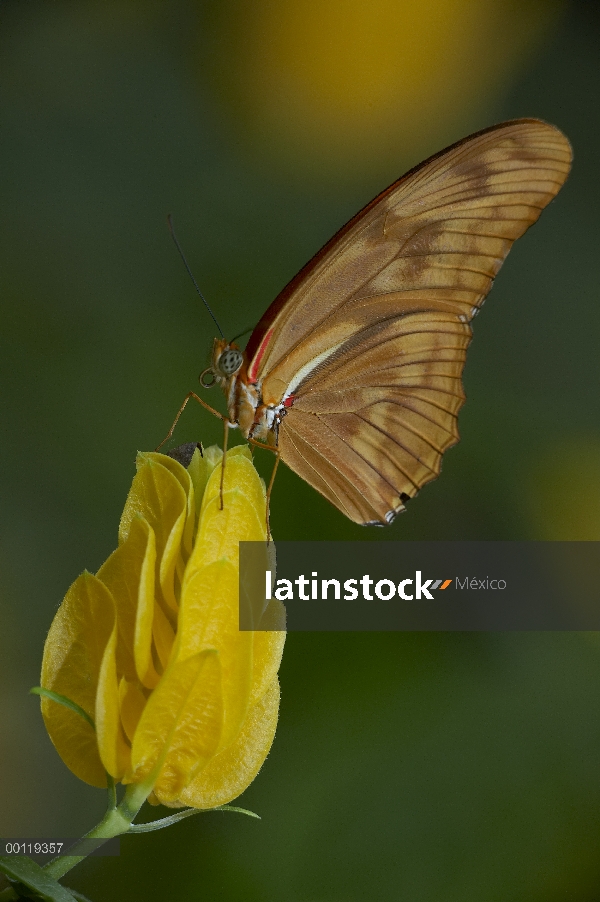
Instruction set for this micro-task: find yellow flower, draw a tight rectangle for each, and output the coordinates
[39,445,285,809]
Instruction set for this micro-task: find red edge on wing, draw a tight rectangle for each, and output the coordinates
[247,327,275,383]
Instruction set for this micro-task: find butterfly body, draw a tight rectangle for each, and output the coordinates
[209,337,291,445]
[205,120,572,525]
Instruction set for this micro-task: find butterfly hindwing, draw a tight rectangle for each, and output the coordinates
[279,312,470,523]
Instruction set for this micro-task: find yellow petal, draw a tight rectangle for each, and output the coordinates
[118,677,147,745]
[97,515,153,682]
[224,444,253,463]
[250,630,286,706]
[176,559,253,748]
[132,521,161,689]
[176,677,280,809]
[187,444,251,510]
[187,445,223,525]
[200,448,265,522]
[40,572,115,787]
[146,452,196,559]
[151,593,176,673]
[183,452,267,591]
[98,514,166,690]
[129,650,223,802]
[96,615,131,779]
[119,454,188,614]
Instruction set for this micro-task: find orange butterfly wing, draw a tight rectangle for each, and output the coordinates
[246,119,572,524]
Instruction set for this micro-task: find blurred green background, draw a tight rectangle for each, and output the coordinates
[1,1,600,899]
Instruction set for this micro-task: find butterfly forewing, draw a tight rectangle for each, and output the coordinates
[244,119,572,524]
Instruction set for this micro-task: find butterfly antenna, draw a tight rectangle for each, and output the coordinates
[230,325,254,344]
[167,214,224,339]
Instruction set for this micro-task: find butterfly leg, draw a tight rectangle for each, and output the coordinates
[155,391,225,452]
[245,435,280,542]
[264,451,281,543]
[219,419,230,511]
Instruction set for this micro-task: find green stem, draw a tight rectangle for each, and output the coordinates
[106,774,117,812]
[42,781,152,881]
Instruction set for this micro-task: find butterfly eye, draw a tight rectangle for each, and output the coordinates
[217,348,243,376]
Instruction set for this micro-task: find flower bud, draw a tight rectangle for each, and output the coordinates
[40,445,285,809]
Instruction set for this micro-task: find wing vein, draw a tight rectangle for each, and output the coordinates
[354,413,437,484]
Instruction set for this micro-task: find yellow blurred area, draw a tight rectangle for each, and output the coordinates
[525,440,600,540]
[206,0,565,173]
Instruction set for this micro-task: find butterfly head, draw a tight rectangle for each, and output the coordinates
[201,338,245,389]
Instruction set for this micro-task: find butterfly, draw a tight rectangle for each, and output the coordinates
[165,119,572,525]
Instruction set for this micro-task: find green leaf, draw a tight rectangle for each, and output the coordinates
[128,803,260,833]
[30,688,95,732]
[0,857,78,902]
[215,805,261,819]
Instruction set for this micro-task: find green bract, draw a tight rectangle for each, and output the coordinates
[40,446,285,809]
